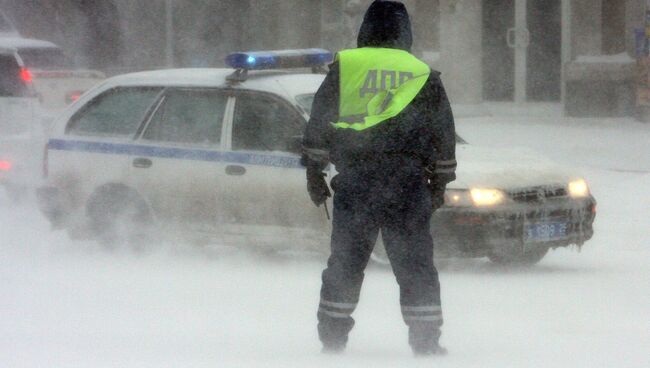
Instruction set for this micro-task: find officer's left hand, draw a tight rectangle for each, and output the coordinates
[307,169,331,207]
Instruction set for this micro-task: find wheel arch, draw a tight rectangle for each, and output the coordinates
[85,182,154,221]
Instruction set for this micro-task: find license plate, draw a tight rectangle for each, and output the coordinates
[524,222,568,242]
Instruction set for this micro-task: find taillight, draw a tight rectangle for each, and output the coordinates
[42,145,48,178]
[0,160,12,171]
[20,67,33,83]
[65,90,84,104]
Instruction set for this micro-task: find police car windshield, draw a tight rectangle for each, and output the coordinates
[296,94,314,115]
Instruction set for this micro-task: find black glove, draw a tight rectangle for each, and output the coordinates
[307,168,331,207]
[428,182,446,211]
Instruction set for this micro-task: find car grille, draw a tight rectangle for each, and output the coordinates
[508,186,568,203]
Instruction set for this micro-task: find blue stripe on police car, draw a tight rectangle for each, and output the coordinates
[47,139,304,169]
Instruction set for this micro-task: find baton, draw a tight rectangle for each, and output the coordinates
[323,201,331,220]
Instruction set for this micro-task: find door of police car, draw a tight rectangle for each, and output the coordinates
[129,88,232,229]
[220,90,327,238]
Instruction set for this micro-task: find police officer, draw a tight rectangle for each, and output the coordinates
[302,0,456,355]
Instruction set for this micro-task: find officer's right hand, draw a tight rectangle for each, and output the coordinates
[307,169,331,207]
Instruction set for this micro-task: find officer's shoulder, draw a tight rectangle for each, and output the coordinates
[327,60,340,72]
[429,68,441,79]
[426,69,443,86]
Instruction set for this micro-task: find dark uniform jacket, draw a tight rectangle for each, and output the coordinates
[302,2,456,189]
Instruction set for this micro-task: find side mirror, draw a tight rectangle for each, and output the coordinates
[287,135,303,154]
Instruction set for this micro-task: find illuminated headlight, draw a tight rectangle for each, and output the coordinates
[444,188,507,207]
[445,189,473,207]
[568,179,590,198]
[470,188,506,207]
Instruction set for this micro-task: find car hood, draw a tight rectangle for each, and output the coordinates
[451,145,576,190]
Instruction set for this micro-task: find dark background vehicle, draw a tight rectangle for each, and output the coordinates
[0,46,40,200]
[0,34,105,111]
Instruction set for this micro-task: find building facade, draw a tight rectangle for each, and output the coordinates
[2,0,644,115]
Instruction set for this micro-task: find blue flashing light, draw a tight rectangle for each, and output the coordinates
[225,49,333,71]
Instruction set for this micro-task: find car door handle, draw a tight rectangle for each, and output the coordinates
[133,157,153,169]
[225,165,246,176]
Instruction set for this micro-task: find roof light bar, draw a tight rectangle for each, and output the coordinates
[225,48,333,72]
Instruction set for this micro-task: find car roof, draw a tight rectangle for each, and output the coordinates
[106,68,326,98]
[0,36,59,50]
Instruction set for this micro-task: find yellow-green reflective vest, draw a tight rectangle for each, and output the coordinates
[334,47,431,131]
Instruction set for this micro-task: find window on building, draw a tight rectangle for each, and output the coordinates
[0,12,12,32]
[413,0,440,55]
[66,87,162,137]
[602,0,626,55]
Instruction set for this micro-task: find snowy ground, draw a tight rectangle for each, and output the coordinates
[1,106,649,367]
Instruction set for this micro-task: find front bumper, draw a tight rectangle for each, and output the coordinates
[431,196,596,257]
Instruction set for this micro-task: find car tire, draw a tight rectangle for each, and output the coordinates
[487,244,550,266]
[86,184,154,249]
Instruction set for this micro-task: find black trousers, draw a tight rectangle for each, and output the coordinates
[317,167,443,349]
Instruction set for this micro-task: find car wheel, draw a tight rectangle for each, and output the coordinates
[487,244,550,266]
[86,184,154,249]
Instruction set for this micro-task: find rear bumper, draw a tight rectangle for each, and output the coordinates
[36,186,68,228]
[432,196,597,257]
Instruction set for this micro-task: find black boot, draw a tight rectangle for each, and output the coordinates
[409,326,447,356]
[321,341,346,354]
[412,342,448,356]
[318,314,354,354]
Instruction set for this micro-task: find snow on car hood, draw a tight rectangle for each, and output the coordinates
[451,145,576,190]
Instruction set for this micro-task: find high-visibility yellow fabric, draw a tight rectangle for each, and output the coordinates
[334,48,430,131]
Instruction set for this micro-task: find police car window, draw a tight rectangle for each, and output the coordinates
[232,93,303,152]
[142,89,227,146]
[296,94,315,115]
[66,87,162,137]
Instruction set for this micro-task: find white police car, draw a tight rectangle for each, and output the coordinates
[37,49,596,265]
[38,49,333,249]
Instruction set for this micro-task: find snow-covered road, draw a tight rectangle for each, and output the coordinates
[1,110,649,367]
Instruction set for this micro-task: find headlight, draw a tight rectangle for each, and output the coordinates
[568,179,590,198]
[445,189,473,207]
[470,188,506,207]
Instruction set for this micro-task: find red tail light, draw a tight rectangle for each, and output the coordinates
[0,160,12,171]
[65,90,84,104]
[20,67,33,83]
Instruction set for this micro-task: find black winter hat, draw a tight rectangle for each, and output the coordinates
[357,0,413,51]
